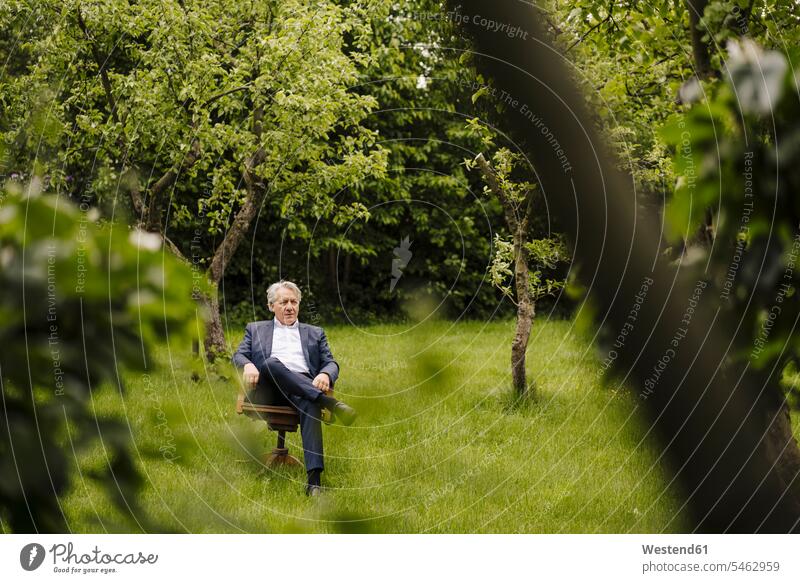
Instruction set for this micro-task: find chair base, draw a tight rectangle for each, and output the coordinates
[262,447,302,467]
[237,393,303,469]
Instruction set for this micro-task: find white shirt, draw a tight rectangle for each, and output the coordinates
[271,319,310,374]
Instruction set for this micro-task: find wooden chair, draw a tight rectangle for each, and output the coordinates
[236,392,302,467]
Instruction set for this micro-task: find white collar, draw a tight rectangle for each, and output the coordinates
[273,318,299,329]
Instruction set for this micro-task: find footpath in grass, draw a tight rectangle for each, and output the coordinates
[64,319,695,533]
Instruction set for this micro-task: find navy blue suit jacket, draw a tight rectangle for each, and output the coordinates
[232,320,340,385]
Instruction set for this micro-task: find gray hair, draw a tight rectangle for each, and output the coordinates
[266,280,302,306]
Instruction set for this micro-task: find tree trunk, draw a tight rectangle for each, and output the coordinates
[473,153,537,398]
[760,387,800,499]
[201,291,227,359]
[203,146,267,361]
[202,103,266,361]
[686,0,714,79]
[511,229,534,398]
[206,189,262,286]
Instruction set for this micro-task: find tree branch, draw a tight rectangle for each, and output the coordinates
[206,104,266,285]
[206,145,267,285]
[163,235,189,263]
[144,137,202,232]
[474,153,519,232]
[566,3,614,52]
[521,188,536,236]
[685,0,715,79]
[75,9,120,125]
[201,84,253,109]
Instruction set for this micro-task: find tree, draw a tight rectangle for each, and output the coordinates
[450,0,800,530]
[661,38,800,503]
[0,0,386,358]
[464,121,567,397]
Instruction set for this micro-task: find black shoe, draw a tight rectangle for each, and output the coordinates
[305,484,322,497]
[333,402,357,426]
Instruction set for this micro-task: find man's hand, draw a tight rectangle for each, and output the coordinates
[312,373,331,393]
[243,363,260,387]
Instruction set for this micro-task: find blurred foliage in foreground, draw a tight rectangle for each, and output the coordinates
[0,184,202,532]
[661,40,800,406]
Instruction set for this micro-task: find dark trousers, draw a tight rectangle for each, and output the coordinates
[250,356,325,472]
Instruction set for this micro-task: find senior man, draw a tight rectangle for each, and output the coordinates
[232,280,356,496]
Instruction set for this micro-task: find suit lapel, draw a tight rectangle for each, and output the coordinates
[259,320,274,360]
[299,322,311,370]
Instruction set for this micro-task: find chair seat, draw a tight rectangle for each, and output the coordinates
[236,393,300,432]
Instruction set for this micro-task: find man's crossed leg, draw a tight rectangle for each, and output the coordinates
[257,356,356,495]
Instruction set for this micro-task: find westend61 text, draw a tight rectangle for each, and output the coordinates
[49,543,159,565]
[642,544,708,555]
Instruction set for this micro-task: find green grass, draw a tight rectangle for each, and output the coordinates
[62,318,695,533]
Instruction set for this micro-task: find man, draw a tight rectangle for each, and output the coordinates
[232,280,357,496]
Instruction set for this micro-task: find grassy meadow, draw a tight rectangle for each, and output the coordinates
[61,318,705,533]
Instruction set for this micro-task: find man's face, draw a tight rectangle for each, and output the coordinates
[270,287,300,325]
